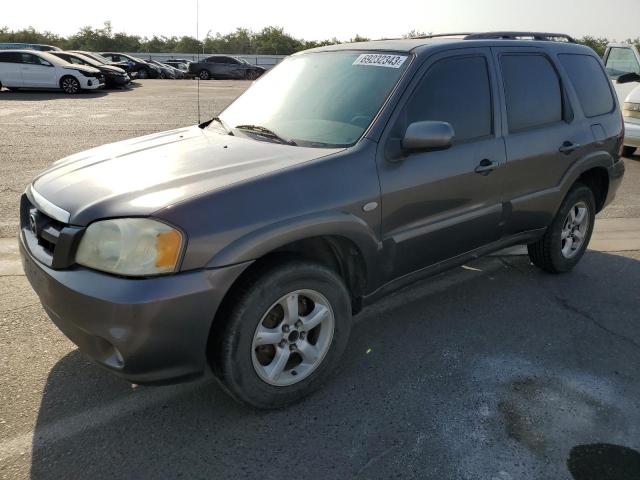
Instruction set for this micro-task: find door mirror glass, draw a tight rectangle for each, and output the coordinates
[402,121,454,152]
[617,72,640,84]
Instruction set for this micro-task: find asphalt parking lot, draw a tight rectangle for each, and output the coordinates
[1,80,640,479]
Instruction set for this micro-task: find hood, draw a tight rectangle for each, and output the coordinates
[31,126,342,225]
[625,84,640,103]
[69,64,101,75]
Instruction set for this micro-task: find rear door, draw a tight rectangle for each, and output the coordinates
[0,51,23,86]
[493,47,591,233]
[19,53,57,87]
[377,48,507,279]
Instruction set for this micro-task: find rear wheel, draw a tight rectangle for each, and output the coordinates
[622,146,636,157]
[528,183,595,273]
[198,69,210,80]
[137,69,149,79]
[209,260,352,409]
[245,69,259,80]
[60,76,80,94]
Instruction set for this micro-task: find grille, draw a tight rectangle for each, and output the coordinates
[20,194,83,269]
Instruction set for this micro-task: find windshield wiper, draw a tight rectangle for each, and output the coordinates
[234,125,297,146]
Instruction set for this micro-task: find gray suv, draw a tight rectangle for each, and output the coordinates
[20,32,625,408]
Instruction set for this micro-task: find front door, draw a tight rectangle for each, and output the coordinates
[20,53,57,88]
[377,49,506,280]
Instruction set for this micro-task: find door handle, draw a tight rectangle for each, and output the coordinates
[474,159,496,175]
[559,141,580,154]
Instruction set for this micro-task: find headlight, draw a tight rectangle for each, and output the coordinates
[75,70,97,78]
[76,218,184,276]
[623,102,640,119]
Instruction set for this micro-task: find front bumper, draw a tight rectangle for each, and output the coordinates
[20,233,250,384]
[79,76,104,90]
[623,118,640,148]
[105,74,130,87]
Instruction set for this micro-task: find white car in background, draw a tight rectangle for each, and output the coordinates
[0,49,104,94]
[604,43,640,156]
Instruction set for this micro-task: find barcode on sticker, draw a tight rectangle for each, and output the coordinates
[353,54,407,68]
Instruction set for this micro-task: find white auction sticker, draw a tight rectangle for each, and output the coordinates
[353,53,408,68]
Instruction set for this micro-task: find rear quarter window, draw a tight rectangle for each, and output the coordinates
[501,54,563,132]
[559,54,615,118]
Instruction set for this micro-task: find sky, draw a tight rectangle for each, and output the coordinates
[2,0,639,41]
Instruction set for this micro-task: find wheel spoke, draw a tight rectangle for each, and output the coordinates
[568,208,576,225]
[254,324,283,346]
[562,236,574,255]
[301,304,329,331]
[297,340,320,365]
[265,347,290,381]
[573,229,584,241]
[574,207,587,225]
[561,228,571,240]
[282,293,299,324]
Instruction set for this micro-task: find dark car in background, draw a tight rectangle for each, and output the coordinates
[188,55,265,80]
[100,52,160,79]
[165,60,192,78]
[68,51,132,74]
[50,51,130,88]
[147,59,176,79]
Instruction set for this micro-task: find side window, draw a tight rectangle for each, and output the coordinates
[403,55,493,143]
[69,57,84,65]
[0,52,20,63]
[501,54,562,132]
[206,57,220,63]
[605,47,640,76]
[20,53,39,65]
[559,54,614,118]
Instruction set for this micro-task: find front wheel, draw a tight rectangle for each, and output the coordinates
[209,260,352,409]
[528,183,596,273]
[198,69,210,80]
[137,69,149,79]
[60,76,80,94]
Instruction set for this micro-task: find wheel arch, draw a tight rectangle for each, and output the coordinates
[206,212,382,312]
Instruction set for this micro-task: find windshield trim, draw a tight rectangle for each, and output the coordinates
[215,49,415,149]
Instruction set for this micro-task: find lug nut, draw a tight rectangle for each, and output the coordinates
[295,320,303,328]
[300,332,306,340]
[282,325,290,333]
[289,344,297,351]
[279,340,287,348]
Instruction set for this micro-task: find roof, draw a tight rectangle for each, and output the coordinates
[299,32,585,55]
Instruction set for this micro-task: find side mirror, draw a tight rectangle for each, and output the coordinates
[617,72,640,84]
[402,121,454,153]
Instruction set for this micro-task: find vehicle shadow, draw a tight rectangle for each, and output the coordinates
[0,89,110,101]
[28,251,640,479]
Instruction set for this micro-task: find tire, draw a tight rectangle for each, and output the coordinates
[60,76,80,94]
[622,146,636,157]
[199,69,210,80]
[209,259,352,409]
[245,70,259,80]
[137,69,149,79]
[527,183,596,274]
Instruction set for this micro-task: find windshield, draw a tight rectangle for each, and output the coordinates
[86,52,111,64]
[217,51,409,147]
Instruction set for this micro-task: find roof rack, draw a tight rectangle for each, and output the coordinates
[411,33,474,39]
[463,32,577,43]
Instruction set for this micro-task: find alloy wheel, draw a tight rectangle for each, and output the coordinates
[251,289,335,386]
[560,201,589,259]
[62,77,79,94]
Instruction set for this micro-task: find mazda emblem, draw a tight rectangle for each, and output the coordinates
[29,211,37,236]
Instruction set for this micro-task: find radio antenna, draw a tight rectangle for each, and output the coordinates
[196,0,201,123]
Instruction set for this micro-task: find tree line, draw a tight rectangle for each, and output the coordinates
[0,22,638,57]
